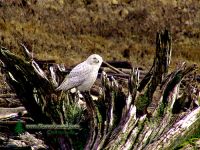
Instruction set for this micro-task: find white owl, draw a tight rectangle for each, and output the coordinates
[56,54,103,91]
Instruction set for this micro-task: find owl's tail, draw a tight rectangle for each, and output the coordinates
[55,83,65,91]
[55,78,69,91]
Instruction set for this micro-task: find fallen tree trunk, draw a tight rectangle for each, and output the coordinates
[0,30,199,150]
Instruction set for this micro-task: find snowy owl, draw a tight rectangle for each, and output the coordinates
[56,54,103,91]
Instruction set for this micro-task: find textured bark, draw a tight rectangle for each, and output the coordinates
[136,30,172,116]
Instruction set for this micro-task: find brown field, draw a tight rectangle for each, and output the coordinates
[0,0,200,71]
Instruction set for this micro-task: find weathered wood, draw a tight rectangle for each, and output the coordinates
[0,132,48,149]
[0,47,73,149]
[102,61,128,75]
[0,106,26,119]
[145,107,200,150]
[136,30,172,116]
[101,61,133,69]
[138,30,171,92]
[0,48,55,123]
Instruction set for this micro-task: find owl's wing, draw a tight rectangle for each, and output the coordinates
[56,62,91,91]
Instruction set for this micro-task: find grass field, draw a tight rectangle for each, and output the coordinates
[0,0,199,71]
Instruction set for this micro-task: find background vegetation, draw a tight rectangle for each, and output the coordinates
[0,0,199,71]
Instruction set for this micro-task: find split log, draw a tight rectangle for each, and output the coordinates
[0,30,199,150]
[136,30,172,116]
[0,106,26,119]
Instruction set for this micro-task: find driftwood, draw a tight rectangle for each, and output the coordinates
[0,107,26,119]
[0,30,199,149]
[0,131,47,149]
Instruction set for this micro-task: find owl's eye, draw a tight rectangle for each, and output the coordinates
[93,57,99,63]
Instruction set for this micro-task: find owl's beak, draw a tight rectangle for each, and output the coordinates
[94,59,99,63]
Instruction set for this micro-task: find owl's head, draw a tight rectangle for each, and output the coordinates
[87,54,103,66]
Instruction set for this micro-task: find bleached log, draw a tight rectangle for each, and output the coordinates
[145,107,200,150]
[0,107,26,119]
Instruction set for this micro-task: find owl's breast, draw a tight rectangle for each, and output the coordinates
[77,70,98,91]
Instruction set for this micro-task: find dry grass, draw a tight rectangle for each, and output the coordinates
[0,0,199,71]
